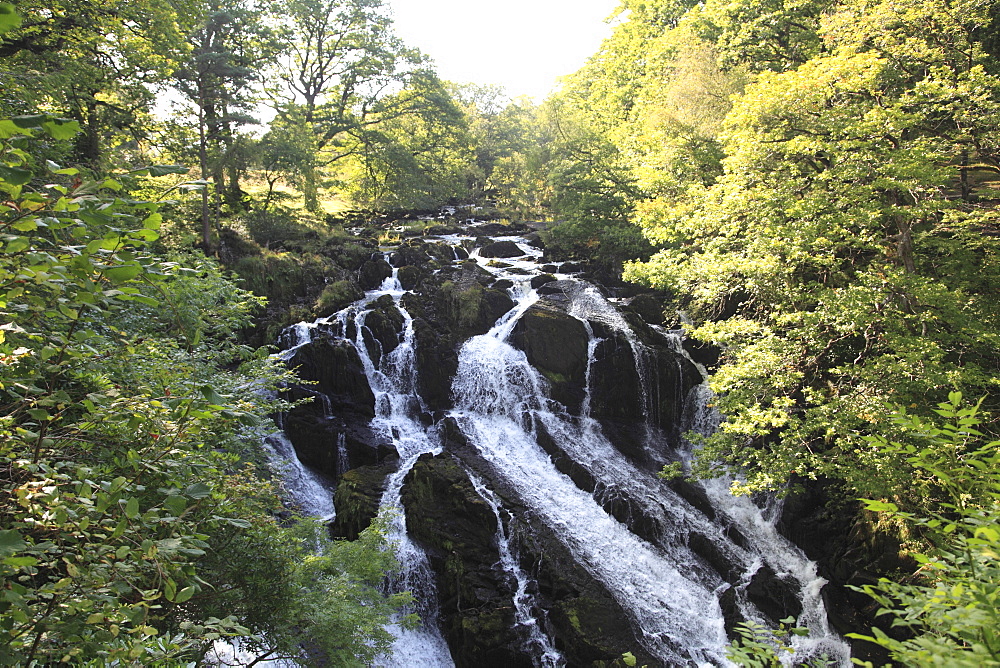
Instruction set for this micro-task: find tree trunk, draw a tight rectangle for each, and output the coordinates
[303,160,320,212]
[198,104,212,252]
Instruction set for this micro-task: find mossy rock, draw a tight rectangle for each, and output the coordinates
[332,463,395,540]
[510,301,589,414]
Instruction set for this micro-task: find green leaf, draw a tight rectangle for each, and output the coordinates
[5,237,29,253]
[3,556,38,568]
[10,115,47,130]
[0,530,25,556]
[104,264,143,283]
[11,218,38,232]
[200,385,225,404]
[143,212,162,229]
[0,3,22,33]
[164,495,187,516]
[184,482,212,500]
[40,118,81,140]
[0,165,32,185]
[0,119,26,139]
[174,586,196,604]
[124,497,140,519]
[164,578,177,602]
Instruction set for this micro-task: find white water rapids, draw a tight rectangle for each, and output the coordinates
[267,234,852,667]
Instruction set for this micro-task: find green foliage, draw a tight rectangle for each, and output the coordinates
[622,0,1000,497]
[0,116,406,664]
[847,394,1000,667]
[726,617,822,667]
[315,279,363,317]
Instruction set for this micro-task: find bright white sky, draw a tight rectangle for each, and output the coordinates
[388,0,621,101]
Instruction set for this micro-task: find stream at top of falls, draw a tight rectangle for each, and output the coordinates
[271,231,852,667]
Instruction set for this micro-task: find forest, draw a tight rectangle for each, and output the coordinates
[1,0,999,665]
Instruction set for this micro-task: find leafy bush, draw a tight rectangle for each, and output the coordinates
[0,115,405,664]
[848,394,1000,667]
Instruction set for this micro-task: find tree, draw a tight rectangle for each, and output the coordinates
[0,0,194,167]
[0,111,409,664]
[271,0,431,211]
[624,0,1000,497]
[173,0,280,248]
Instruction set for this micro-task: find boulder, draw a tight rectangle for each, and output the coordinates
[397,264,423,290]
[530,273,557,289]
[332,462,396,540]
[744,564,803,622]
[626,293,666,325]
[391,244,430,267]
[285,338,375,419]
[358,255,392,289]
[510,300,589,414]
[359,295,404,364]
[402,454,537,666]
[479,240,524,258]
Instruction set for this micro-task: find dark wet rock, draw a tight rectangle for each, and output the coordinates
[479,240,524,258]
[719,587,747,637]
[530,273,557,289]
[402,453,535,667]
[397,264,423,290]
[478,222,528,235]
[358,255,393,289]
[391,244,430,267]
[492,278,514,292]
[626,293,666,325]
[453,245,470,260]
[745,564,803,622]
[411,317,459,412]
[777,480,904,665]
[285,338,375,418]
[359,295,404,365]
[587,321,701,454]
[510,301,589,414]
[683,337,721,369]
[434,423,660,668]
[540,264,559,273]
[523,231,544,248]
[688,532,743,584]
[332,462,396,540]
[561,261,585,273]
[281,399,392,477]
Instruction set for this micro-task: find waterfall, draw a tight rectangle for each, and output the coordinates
[451,288,730,666]
[264,431,336,520]
[271,233,851,667]
[449,269,850,666]
[465,468,565,668]
[342,267,455,667]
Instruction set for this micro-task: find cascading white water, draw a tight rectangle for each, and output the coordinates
[451,287,730,666]
[272,235,852,667]
[464,468,565,668]
[679,383,849,663]
[338,263,455,667]
[450,267,851,666]
[264,431,336,520]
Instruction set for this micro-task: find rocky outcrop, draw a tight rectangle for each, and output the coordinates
[332,463,396,540]
[479,240,524,258]
[510,300,589,414]
[285,338,375,418]
[359,255,393,289]
[359,294,404,365]
[402,454,535,667]
[424,424,661,668]
[282,338,395,477]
